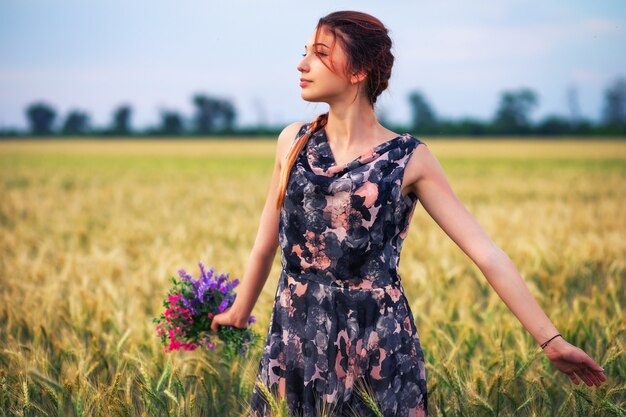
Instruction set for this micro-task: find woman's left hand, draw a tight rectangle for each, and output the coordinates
[542,336,607,387]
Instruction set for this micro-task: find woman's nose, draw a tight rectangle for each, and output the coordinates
[297,56,309,73]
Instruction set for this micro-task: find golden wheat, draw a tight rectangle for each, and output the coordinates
[0,138,624,416]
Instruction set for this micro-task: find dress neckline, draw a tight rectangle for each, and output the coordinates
[319,126,404,168]
[305,125,408,177]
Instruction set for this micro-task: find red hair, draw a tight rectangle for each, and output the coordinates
[275,11,394,210]
[275,112,328,209]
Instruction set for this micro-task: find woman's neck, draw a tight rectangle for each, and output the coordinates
[324,100,384,150]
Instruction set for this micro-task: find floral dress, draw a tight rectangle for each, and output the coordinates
[249,123,428,417]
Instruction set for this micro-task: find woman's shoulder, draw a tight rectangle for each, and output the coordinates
[402,134,436,188]
[274,121,308,166]
[278,121,308,143]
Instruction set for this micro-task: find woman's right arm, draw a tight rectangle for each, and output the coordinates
[210,122,305,331]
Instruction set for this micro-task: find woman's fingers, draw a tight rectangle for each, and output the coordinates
[579,357,606,386]
[567,371,580,385]
[587,368,607,386]
[570,365,605,387]
[210,315,221,333]
[578,368,595,386]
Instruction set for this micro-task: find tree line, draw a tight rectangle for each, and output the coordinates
[2,77,625,138]
[8,94,237,138]
[407,78,626,136]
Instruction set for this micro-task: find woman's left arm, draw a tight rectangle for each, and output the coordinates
[404,144,607,387]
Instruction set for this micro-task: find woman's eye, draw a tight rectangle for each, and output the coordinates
[301,52,327,57]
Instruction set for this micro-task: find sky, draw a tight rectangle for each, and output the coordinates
[1,0,625,131]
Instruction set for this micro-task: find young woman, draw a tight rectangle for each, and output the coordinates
[210,10,607,417]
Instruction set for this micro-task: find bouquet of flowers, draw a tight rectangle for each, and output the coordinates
[153,261,260,358]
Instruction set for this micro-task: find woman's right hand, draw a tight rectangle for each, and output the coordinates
[209,305,250,333]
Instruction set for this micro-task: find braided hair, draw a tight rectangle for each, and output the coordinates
[275,112,328,210]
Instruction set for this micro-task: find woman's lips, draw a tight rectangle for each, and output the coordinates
[300,79,312,87]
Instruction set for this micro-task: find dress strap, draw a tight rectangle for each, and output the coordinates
[396,136,426,166]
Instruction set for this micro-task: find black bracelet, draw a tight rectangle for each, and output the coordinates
[540,333,562,349]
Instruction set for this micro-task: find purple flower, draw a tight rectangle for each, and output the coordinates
[180,295,198,315]
[247,315,256,324]
[199,261,214,281]
[195,279,211,303]
[177,269,193,282]
[218,297,230,313]
[216,272,229,286]
[219,284,229,295]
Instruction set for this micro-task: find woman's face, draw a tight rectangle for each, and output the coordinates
[297,27,356,104]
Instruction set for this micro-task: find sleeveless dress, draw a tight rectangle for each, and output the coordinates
[249,123,428,417]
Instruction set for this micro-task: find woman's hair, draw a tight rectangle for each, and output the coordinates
[275,11,394,210]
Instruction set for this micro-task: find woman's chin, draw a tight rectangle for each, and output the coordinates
[300,93,325,103]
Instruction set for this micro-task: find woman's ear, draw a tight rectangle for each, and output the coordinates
[350,70,368,85]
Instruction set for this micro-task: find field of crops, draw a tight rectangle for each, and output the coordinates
[1,137,624,416]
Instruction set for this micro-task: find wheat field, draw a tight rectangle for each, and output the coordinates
[0,138,624,416]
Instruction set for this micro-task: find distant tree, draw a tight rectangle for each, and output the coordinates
[193,95,219,133]
[602,77,626,127]
[111,104,133,135]
[0,127,21,137]
[408,91,437,133]
[25,101,57,135]
[536,115,571,135]
[159,110,184,135]
[493,88,538,134]
[573,119,595,135]
[192,93,237,134]
[219,100,236,132]
[456,118,490,135]
[61,110,91,135]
